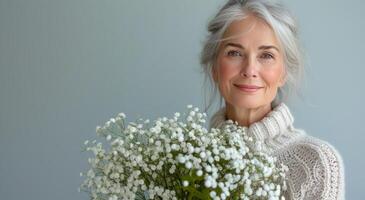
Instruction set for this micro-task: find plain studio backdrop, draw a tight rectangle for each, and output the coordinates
[0,0,364,199]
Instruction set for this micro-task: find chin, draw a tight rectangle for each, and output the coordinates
[231,98,265,109]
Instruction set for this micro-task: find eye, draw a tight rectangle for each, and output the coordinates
[227,50,242,57]
[260,52,274,59]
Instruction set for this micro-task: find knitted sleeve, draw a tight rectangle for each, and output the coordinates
[278,137,345,200]
[316,140,345,200]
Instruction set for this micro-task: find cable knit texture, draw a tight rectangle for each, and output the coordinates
[209,102,345,200]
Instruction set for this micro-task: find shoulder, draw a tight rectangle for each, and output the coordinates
[290,133,344,167]
[296,134,345,180]
[279,133,345,199]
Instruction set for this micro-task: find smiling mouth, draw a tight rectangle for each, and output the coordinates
[234,84,263,93]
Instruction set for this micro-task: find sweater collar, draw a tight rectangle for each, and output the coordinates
[208,102,295,141]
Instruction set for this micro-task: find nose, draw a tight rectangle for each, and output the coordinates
[240,55,258,78]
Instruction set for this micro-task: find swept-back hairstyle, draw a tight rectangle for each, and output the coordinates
[200,0,305,113]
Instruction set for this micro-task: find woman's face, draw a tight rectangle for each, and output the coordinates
[212,15,286,109]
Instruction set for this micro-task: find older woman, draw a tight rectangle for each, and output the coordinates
[200,0,345,199]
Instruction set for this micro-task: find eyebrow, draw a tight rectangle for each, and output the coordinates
[224,42,280,52]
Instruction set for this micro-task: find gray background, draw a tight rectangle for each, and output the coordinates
[1,0,364,199]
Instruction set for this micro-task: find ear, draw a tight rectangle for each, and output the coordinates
[278,71,287,87]
[211,65,218,82]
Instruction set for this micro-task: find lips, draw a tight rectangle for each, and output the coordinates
[234,84,263,93]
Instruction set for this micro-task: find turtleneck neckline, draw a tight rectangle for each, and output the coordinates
[209,102,295,141]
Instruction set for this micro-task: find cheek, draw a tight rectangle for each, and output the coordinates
[217,59,240,82]
[262,66,284,87]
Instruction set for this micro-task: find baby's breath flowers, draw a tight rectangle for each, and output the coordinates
[79,105,288,200]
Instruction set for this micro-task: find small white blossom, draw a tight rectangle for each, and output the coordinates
[183,180,189,187]
[196,170,203,176]
[185,161,193,169]
[118,112,126,118]
[106,135,112,141]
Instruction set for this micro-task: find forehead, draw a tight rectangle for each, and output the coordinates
[221,15,280,47]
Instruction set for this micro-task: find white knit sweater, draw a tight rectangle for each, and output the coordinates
[209,102,345,200]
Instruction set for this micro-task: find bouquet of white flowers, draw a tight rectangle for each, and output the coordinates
[79,105,288,200]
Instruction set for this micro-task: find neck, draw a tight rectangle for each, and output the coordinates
[225,102,272,127]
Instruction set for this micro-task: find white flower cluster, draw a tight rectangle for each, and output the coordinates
[79,105,288,200]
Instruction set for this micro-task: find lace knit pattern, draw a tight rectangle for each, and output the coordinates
[209,103,345,200]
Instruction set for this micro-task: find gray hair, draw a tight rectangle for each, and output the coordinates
[200,0,306,113]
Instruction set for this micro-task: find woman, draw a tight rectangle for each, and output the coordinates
[200,0,345,199]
